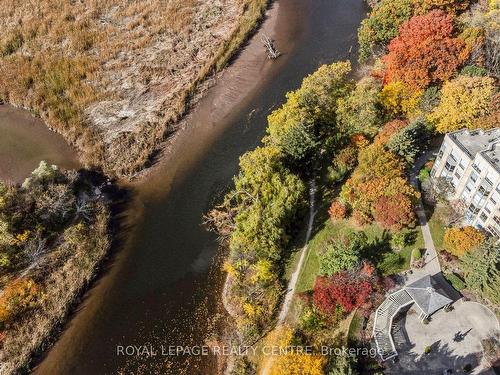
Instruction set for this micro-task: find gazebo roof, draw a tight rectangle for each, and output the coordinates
[404,275,453,316]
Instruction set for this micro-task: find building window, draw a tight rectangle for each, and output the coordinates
[468,204,480,215]
[445,161,456,173]
[458,162,466,170]
[454,172,462,180]
[470,171,479,183]
[491,197,497,205]
[494,216,500,226]
[484,205,491,214]
[480,213,488,222]
[472,163,481,174]
[437,149,444,159]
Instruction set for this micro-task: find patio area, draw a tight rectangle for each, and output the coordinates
[386,300,500,374]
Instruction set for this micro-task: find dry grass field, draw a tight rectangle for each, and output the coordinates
[0,0,268,177]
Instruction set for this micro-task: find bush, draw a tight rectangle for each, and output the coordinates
[0,278,39,326]
[412,248,422,260]
[444,272,466,291]
[460,64,488,76]
[391,229,416,250]
[328,200,348,221]
[319,233,366,276]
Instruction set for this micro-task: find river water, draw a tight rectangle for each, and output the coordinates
[33,1,367,374]
[0,105,79,184]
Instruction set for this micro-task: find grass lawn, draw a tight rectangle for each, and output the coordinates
[444,272,466,291]
[294,219,424,294]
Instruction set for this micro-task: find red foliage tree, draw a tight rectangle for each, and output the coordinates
[384,10,468,89]
[329,272,373,312]
[328,200,347,221]
[313,277,337,314]
[373,193,415,230]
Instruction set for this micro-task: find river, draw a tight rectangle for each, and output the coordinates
[32,1,367,374]
[0,105,79,184]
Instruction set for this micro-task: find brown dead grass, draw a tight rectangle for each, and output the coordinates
[0,0,268,178]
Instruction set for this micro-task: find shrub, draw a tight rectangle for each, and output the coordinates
[460,64,488,76]
[412,247,422,260]
[319,232,366,276]
[384,10,468,89]
[443,226,484,257]
[328,200,348,221]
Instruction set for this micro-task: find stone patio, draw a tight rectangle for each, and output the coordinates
[385,300,499,374]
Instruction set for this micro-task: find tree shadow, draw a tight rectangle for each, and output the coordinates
[384,340,485,375]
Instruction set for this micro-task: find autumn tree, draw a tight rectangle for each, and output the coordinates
[387,118,428,165]
[379,81,422,117]
[414,0,470,14]
[327,271,373,312]
[358,0,414,61]
[384,10,468,89]
[319,232,366,276]
[461,238,500,305]
[328,145,358,182]
[341,143,418,223]
[328,200,348,221]
[336,76,384,136]
[373,194,415,230]
[443,226,485,257]
[266,326,327,375]
[0,278,39,326]
[374,119,407,145]
[429,75,496,133]
[265,61,352,164]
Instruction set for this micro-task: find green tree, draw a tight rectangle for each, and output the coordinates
[461,239,500,305]
[336,76,384,137]
[319,232,366,276]
[265,61,352,163]
[387,118,428,165]
[358,0,414,61]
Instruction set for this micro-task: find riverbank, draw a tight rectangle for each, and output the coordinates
[0,0,270,179]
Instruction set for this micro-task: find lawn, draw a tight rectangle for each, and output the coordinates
[294,219,424,294]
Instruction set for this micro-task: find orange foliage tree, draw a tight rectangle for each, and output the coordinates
[340,143,419,225]
[384,10,468,89]
[443,226,485,257]
[373,194,415,230]
[328,200,347,221]
[0,278,39,325]
[374,120,408,145]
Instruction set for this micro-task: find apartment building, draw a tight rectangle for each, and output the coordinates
[431,128,500,237]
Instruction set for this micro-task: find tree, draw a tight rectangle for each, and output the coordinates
[0,278,39,326]
[319,232,366,276]
[387,118,427,165]
[373,194,415,230]
[443,226,485,257]
[414,0,470,14]
[265,61,352,163]
[328,145,358,182]
[374,119,407,145]
[384,10,468,89]
[336,76,384,136]
[313,276,338,314]
[429,75,496,133]
[328,353,358,375]
[461,239,500,305]
[390,229,416,250]
[328,271,373,312]
[267,326,327,375]
[328,200,348,221]
[379,81,422,117]
[358,0,414,61]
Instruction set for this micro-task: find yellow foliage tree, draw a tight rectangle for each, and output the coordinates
[379,81,422,118]
[443,226,485,257]
[430,76,496,133]
[265,326,327,375]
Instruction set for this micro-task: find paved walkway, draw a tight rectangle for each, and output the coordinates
[409,151,441,277]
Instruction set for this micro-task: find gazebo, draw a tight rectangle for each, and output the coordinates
[373,274,455,361]
[405,275,453,322]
